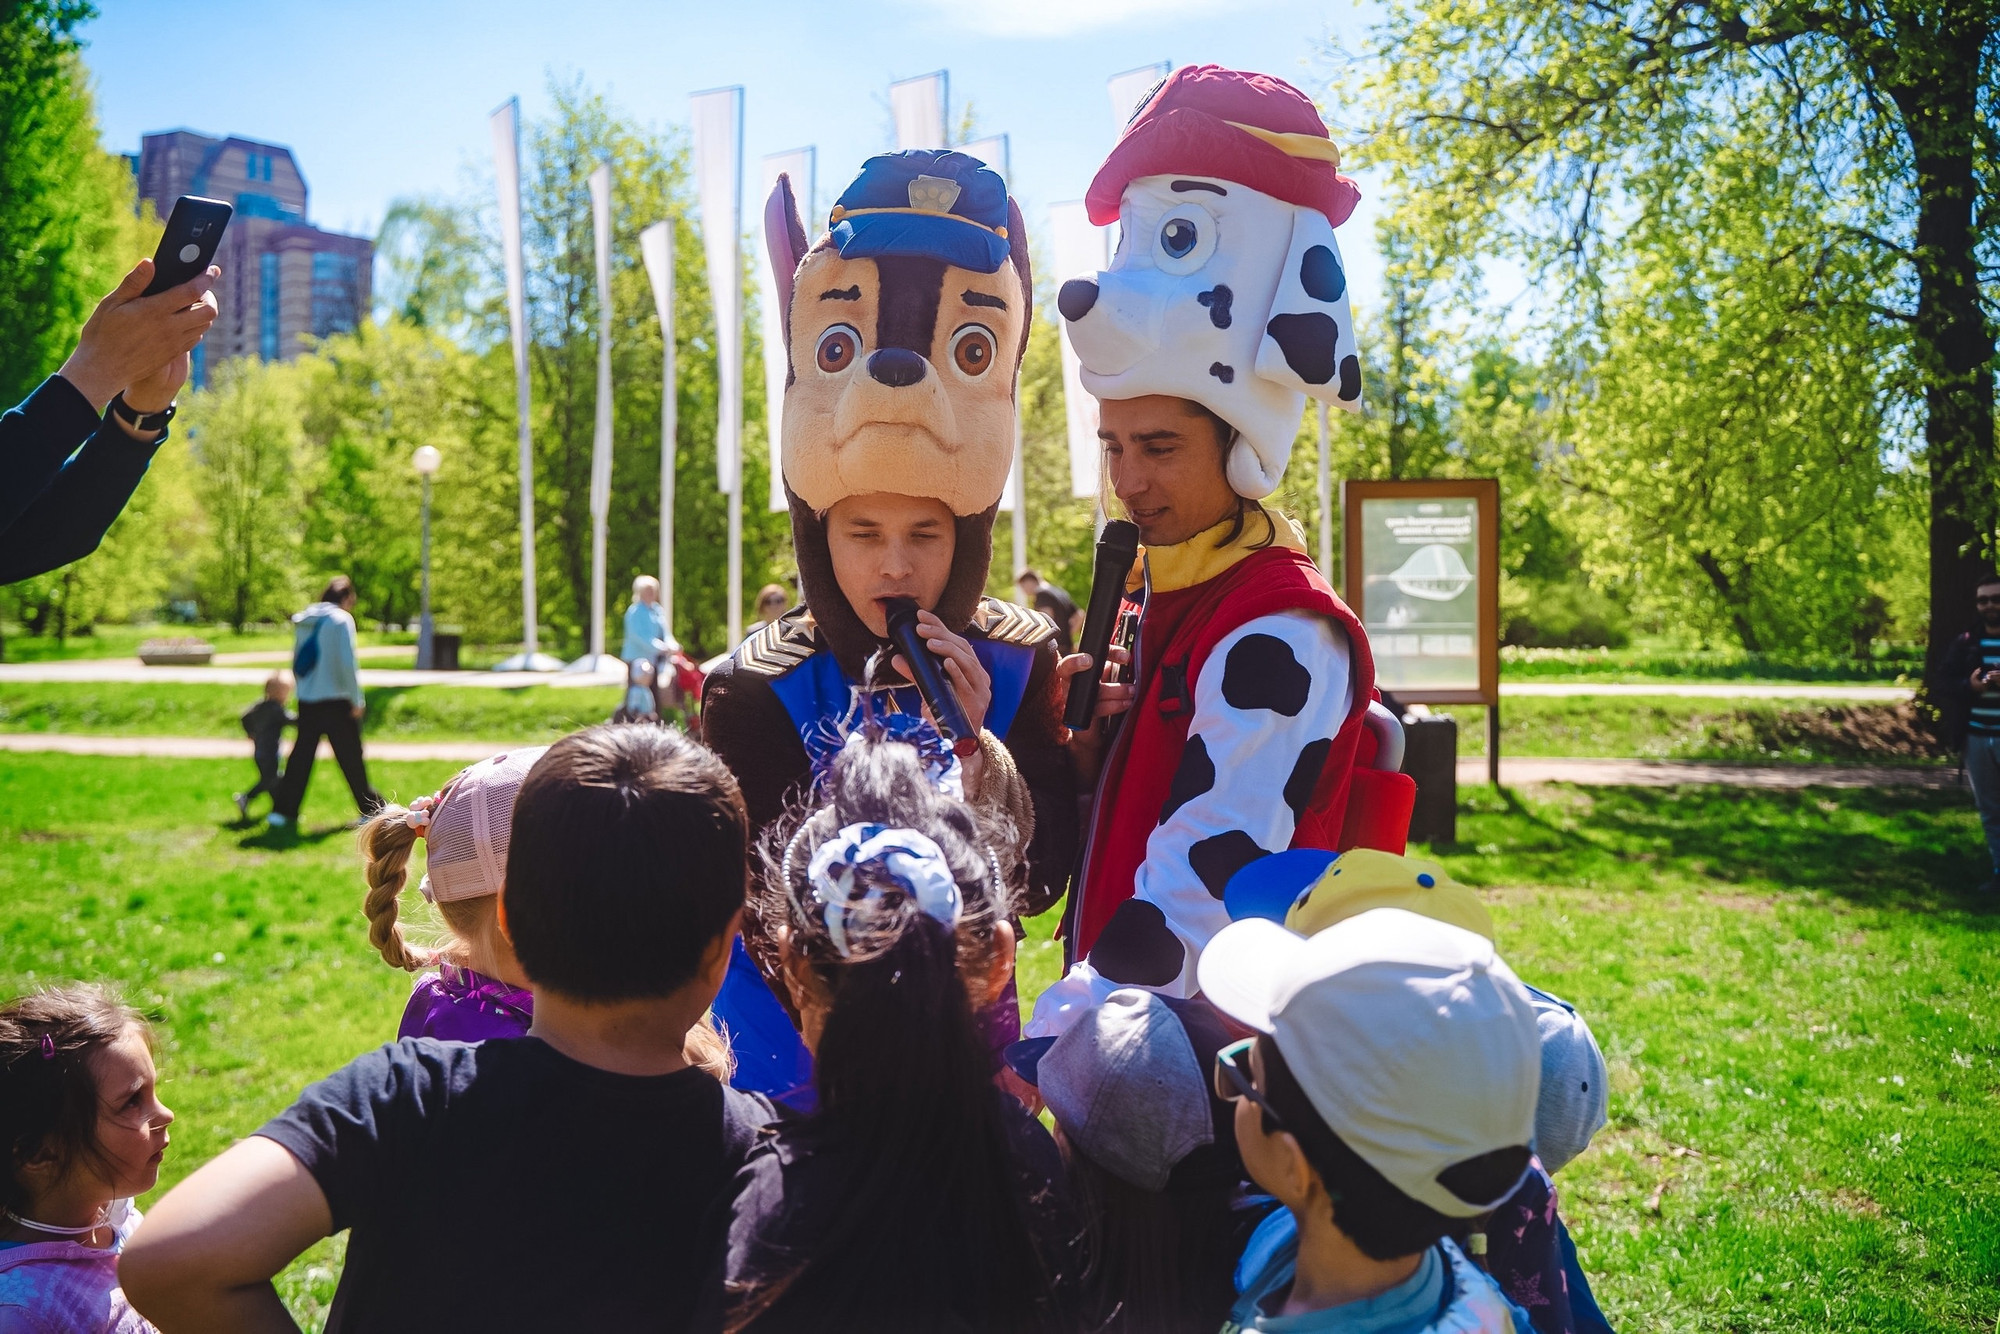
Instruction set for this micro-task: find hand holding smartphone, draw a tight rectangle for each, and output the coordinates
[143,196,233,297]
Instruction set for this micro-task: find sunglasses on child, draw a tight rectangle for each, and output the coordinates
[1213,1037,1286,1131]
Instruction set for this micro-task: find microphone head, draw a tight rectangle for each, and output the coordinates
[882,596,921,635]
[1099,519,1140,558]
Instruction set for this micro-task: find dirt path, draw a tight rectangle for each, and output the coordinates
[0,661,623,688]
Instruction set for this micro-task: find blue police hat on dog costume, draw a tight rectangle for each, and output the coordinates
[828,149,1011,274]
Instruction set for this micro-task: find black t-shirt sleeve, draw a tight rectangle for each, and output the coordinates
[254,1039,472,1233]
[702,657,813,835]
[1008,640,1080,918]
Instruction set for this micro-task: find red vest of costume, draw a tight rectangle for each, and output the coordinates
[1072,545,1414,960]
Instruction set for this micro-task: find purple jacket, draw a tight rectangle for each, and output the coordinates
[397,965,534,1043]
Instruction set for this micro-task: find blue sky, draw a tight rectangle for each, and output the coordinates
[79,0,1391,313]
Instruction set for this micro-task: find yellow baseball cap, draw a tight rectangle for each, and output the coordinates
[1283,848,1493,942]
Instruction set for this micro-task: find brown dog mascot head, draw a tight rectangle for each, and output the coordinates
[765,148,1031,676]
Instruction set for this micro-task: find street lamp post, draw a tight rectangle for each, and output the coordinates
[413,445,442,669]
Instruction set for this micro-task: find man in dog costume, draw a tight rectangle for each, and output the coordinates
[703,148,1075,1102]
[1031,65,1414,1035]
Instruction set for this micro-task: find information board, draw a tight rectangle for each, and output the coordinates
[1341,479,1499,705]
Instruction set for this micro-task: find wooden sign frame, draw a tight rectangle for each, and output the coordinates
[1340,478,1500,707]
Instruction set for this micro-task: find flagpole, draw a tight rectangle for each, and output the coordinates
[573,161,614,670]
[640,221,676,630]
[693,86,746,648]
[490,97,550,672]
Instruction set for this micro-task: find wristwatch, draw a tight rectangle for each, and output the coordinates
[107,393,176,433]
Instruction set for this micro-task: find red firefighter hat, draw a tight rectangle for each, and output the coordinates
[1086,65,1361,229]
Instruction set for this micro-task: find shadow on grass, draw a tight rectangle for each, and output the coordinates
[234,822,349,851]
[1442,782,2000,920]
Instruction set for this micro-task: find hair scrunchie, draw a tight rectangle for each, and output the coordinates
[806,823,963,959]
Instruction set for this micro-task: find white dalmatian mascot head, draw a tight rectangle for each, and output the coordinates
[1058,64,1362,499]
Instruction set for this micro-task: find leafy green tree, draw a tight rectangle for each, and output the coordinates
[182,360,307,630]
[374,196,487,338]
[1350,0,1998,672]
[0,0,152,408]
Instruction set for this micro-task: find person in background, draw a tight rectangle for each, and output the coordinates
[233,672,294,821]
[702,730,1084,1333]
[1015,568,1081,656]
[0,258,219,586]
[354,744,732,1075]
[1200,909,1540,1334]
[270,576,379,830]
[1005,989,1265,1334]
[623,575,679,665]
[121,726,772,1332]
[1936,575,2000,896]
[752,584,792,635]
[0,984,176,1334]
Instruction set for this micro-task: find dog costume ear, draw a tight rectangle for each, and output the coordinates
[1254,206,1362,412]
[764,173,809,314]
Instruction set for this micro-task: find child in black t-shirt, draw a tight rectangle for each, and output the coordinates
[233,671,294,819]
[121,725,771,1334]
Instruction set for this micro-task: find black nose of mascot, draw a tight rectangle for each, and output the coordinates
[1058,278,1099,322]
[867,347,928,387]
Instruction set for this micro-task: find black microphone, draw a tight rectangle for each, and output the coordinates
[1064,519,1141,731]
[883,597,979,755]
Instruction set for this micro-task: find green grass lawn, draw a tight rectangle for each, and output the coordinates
[0,680,1946,766]
[0,681,623,744]
[1497,644,1920,684]
[4,754,1996,1329]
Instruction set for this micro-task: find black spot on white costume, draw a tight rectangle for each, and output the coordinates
[1338,354,1362,403]
[1161,735,1216,823]
[1197,285,1234,329]
[1209,362,1235,384]
[1265,312,1338,385]
[1222,634,1312,715]
[1092,899,1186,986]
[1189,829,1271,899]
[1030,611,1353,1021]
[1300,245,1346,302]
[1284,738,1334,823]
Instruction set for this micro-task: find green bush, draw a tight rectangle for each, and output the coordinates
[1502,580,1632,649]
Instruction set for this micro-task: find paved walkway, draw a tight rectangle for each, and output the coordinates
[0,660,625,688]
[0,732,1959,787]
[1498,682,1910,701]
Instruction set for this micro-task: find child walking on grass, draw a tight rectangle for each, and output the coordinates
[0,985,175,1333]
[232,671,293,821]
[360,744,732,1073]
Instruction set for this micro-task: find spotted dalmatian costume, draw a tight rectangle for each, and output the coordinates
[1031,66,1414,1035]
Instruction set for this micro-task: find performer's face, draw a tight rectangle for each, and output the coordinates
[1098,395,1238,547]
[824,493,957,637]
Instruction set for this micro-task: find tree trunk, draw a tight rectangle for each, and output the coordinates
[1879,21,1997,690]
[1691,549,1764,652]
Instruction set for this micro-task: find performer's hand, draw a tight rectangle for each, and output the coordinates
[893,609,992,734]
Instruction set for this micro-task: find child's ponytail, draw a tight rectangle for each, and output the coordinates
[360,805,433,972]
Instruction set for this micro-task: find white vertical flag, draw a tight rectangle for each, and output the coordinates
[584,161,614,664]
[640,220,676,627]
[1050,200,1111,498]
[1108,62,1171,128]
[760,147,815,514]
[489,97,544,668]
[891,71,948,150]
[959,134,1009,183]
[692,85,745,645]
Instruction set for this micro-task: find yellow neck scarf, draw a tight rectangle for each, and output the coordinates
[1142,507,1309,594]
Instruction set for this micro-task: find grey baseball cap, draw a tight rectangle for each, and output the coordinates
[1525,985,1609,1175]
[1012,989,1220,1192]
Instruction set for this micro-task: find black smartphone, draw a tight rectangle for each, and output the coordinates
[142,196,233,297]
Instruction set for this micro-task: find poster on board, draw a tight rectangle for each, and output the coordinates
[1342,479,1498,705]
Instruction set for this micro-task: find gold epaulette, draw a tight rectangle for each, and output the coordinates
[733,612,818,678]
[972,596,1058,648]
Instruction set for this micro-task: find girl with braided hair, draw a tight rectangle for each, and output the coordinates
[703,729,1087,1333]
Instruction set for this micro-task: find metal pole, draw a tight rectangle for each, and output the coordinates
[1316,401,1332,574]
[417,474,434,670]
[1487,698,1501,787]
[1011,415,1027,601]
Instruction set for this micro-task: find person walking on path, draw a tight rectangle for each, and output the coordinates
[270,577,380,829]
[1937,576,2000,895]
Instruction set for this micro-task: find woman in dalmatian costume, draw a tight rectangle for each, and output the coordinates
[1032,65,1415,1035]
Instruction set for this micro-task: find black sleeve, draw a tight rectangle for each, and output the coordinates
[702,658,814,836]
[254,1040,471,1233]
[0,376,101,536]
[0,394,166,585]
[1006,640,1080,919]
